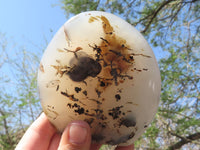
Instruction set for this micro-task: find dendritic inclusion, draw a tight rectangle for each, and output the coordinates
[38,11,161,146]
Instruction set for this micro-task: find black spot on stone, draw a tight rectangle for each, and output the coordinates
[67,103,72,108]
[95,89,102,98]
[115,94,121,101]
[100,114,107,120]
[73,103,78,107]
[83,90,88,96]
[74,107,85,115]
[89,99,102,104]
[120,118,136,127]
[108,106,123,119]
[61,91,79,101]
[89,44,103,62]
[144,124,148,128]
[98,122,107,128]
[128,131,135,139]
[56,85,59,91]
[100,37,109,44]
[129,55,134,60]
[100,81,106,87]
[94,109,103,114]
[68,56,102,82]
[75,87,82,93]
[92,134,105,143]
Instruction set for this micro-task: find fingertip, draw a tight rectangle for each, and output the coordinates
[68,121,90,145]
[58,120,91,150]
[16,112,57,150]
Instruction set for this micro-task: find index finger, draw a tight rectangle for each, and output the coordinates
[16,113,57,150]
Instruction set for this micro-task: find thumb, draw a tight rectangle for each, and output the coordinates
[58,120,91,150]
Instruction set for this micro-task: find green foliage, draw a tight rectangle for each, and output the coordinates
[61,0,100,17]
[0,34,42,149]
[143,118,160,149]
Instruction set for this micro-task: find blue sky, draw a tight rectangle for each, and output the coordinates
[0,0,68,96]
[0,0,66,52]
[0,0,164,93]
[0,0,163,60]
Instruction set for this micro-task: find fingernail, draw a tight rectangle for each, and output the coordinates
[69,123,88,144]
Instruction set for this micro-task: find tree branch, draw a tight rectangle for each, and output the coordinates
[141,0,175,33]
[168,132,200,150]
[0,109,13,145]
[141,0,199,33]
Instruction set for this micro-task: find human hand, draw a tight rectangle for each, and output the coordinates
[15,113,134,150]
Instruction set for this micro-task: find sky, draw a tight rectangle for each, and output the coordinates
[0,0,66,52]
[0,0,69,96]
[0,0,164,93]
[0,0,163,59]
[0,0,70,124]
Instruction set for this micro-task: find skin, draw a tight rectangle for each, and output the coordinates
[15,113,134,150]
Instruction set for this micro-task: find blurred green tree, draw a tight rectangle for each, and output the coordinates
[61,0,200,149]
[0,33,42,149]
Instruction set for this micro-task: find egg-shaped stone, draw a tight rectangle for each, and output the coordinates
[37,11,161,146]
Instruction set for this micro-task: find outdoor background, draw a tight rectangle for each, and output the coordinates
[0,0,199,149]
